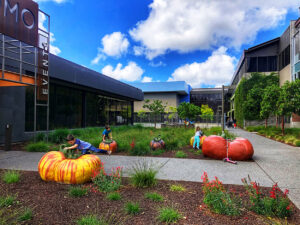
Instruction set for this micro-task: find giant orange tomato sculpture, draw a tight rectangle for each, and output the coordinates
[99,140,117,153]
[190,136,206,147]
[38,151,101,184]
[202,135,254,161]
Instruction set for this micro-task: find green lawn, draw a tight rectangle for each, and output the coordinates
[28,125,234,155]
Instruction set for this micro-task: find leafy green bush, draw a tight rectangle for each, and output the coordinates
[2,170,20,184]
[106,192,121,201]
[295,140,300,147]
[18,207,33,221]
[0,195,15,207]
[25,141,49,152]
[130,161,158,188]
[170,184,186,192]
[124,202,140,215]
[201,172,240,215]
[34,132,46,142]
[68,186,87,197]
[48,128,69,144]
[157,207,182,224]
[130,140,151,156]
[145,192,163,202]
[175,151,186,158]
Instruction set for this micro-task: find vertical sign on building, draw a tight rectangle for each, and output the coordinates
[37,38,49,101]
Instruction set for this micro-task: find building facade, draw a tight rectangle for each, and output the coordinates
[229,17,300,127]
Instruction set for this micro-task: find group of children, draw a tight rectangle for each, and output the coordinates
[63,124,204,155]
[63,125,113,155]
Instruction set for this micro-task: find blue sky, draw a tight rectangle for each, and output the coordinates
[35,0,299,88]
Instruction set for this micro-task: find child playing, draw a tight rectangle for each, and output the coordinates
[193,127,203,150]
[64,134,111,155]
[102,125,112,142]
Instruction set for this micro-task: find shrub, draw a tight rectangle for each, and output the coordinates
[106,192,121,201]
[175,151,186,158]
[18,207,33,221]
[2,170,20,184]
[34,132,46,142]
[0,195,15,207]
[68,186,87,197]
[170,184,185,192]
[242,177,292,218]
[145,192,164,202]
[130,140,151,156]
[48,128,69,144]
[124,202,140,215]
[295,140,300,147]
[92,163,122,192]
[201,172,240,215]
[25,141,49,152]
[130,161,158,188]
[157,207,182,224]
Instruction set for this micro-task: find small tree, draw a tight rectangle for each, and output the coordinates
[137,109,147,122]
[276,80,300,135]
[260,84,280,128]
[166,106,177,124]
[143,99,167,128]
[200,104,214,124]
[177,102,201,127]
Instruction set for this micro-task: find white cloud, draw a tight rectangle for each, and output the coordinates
[38,12,61,55]
[92,32,129,64]
[130,0,298,59]
[141,76,153,82]
[168,47,236,88]
[101,61,144,82]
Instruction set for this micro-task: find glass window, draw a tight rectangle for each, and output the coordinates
[258,57,268,72]
[295,32,300,62]
[247,57,257,72]
[268,56,277,71]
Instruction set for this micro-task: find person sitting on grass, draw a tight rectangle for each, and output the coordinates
[193,126,203,150]
[64,134,111,155]
[102,125,112,142]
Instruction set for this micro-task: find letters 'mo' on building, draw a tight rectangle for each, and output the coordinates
[0,0,38,47]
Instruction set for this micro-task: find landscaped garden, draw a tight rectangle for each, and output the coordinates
[245,126,300,147]
[8,125,237,159]
[1,166,299,225]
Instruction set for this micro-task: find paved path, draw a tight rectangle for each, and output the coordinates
[0,128,299,208]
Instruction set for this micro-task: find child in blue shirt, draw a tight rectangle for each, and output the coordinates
[64,134,111,155]
[102,125,112,142]
[193,127,203,150]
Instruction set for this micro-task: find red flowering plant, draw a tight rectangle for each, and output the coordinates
[242,176,292,218]
[91,162,123,192]
[201,172,240,216]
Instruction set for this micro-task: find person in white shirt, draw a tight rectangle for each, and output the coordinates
[193,127,203,149]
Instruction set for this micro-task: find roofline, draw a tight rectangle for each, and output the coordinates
[295,17,300,28]
[230,37,280,86]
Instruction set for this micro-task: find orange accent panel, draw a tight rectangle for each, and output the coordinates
[0,71,35,86]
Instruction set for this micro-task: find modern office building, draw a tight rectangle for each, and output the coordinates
[0,0,143,143]
[131,81,191,112]
[229,17,300,127]
[131,81,227,115]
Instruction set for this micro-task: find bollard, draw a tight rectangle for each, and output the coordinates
[4,124,12,151]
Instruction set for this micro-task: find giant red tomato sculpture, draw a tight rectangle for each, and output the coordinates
[202,135,254,161]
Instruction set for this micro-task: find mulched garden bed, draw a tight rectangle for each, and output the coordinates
[1,170,299,225]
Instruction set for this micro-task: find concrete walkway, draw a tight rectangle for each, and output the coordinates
[0,128,299,208]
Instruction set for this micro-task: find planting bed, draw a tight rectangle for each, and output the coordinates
[1,170,299,225]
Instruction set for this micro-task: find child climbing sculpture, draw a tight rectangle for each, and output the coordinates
[193,126,203,150]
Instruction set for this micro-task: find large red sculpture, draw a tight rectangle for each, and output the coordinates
[202,135,254,161]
